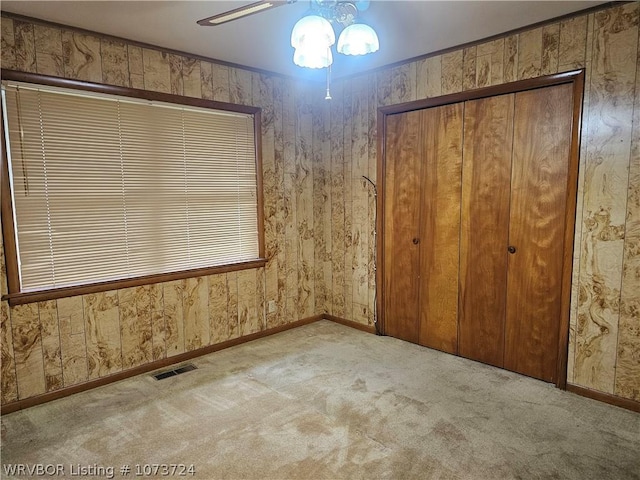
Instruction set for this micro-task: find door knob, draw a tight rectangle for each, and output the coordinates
[508,245,516,254]
[412,238,420,245]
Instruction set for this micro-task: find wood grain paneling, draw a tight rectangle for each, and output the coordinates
[575,3,639,393]
[227,271,240,339]
[169,54,183,95]
[541,24,560,75]
[237,269,259,336]
[376,68,392,107]
[416,56,442,99]
[367,74,377,327]
[0,213,17,402]
[330,82,346,318]
[1,300,18,403]
[272,78,287,326]
[127,45,144,89]
[476,39,505,87]
[14,20,36,73]
[142,48,170,93]
[84,291,121,379]
[163,280,185,357]
[1,17,16,70]
[312,94,333,316]
[11,303,45,398]
[615,19,640,401]
[558,16,588,70]
[208,274,229,343]
[119,287,152,369]
[62,31,102,82]
[257,73,278,326]
[212,64,231,102]
[441,50,463,95]
[183,276,210,350]
[504,84,573,382]
[200,61,214,100]
[463,46,477,90]
[295,83,315,319]
[149,283,165,361]
[383,110,423,342]
[256,266,266,331]
[34,25,63,77]
[567,12,596,386]
[351,78,370,324]
[39,300,63,392]
[281,77,298,323]
[343,80,354,323]
[459,94,514,367]
[56,296,88,386]
[229,67,252,105]
[324,93,336,317]
[517,28,543,80]
[183,57,201,98]
[391,63,416,103]
[418,103,463,354]
[503,34,518,83]
[101,39,129,87]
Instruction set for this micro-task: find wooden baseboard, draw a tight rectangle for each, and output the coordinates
[566,383,640,413]
[1,315,322,415]
[323,314,378,334]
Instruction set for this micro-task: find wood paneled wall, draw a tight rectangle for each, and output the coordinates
[323,2,639,401]
[1,1,639,406]
[0,15,321,405]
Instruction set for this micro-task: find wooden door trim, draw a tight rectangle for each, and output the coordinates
[377,70,585,390]
[556,72,585,389]
[379,70,584,116]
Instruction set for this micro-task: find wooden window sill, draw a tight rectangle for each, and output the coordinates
[1,258,267,306]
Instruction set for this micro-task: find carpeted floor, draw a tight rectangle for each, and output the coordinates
[1,320,639,480]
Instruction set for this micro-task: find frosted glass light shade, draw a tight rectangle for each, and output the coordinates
[291,15,335,49]
[293,44,333,69]
[337,23,379,55]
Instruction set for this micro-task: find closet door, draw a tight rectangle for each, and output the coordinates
[384,105,463,347]
[418,103,463,354]
[458,94,515,367]
[504,84,574,382]
[383,110,424,343]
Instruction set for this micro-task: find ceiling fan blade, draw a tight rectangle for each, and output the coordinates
[197,1,294,27]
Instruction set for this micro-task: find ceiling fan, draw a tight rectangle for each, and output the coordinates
[196,1,297,27]
[197,0,378,99]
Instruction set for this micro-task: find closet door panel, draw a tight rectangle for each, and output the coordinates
[383,111,424,343]
[504,84,573,382]
[418,103,464,354]
[459,94,515,367]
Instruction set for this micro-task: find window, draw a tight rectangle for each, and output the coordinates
[1,73,264,305]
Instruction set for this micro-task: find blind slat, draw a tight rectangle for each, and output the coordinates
[2,81,259,292]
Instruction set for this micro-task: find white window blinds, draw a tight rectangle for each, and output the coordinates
[2,81,259,292]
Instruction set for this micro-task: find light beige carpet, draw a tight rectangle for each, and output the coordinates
[1,320,639,479]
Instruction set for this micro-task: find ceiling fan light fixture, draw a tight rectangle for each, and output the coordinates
[293,44,333,69]
[337,23,379,55]
[291,15,335,49]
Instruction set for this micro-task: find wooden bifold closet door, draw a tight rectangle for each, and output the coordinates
[384,104,463,353]
[383,82,575,384]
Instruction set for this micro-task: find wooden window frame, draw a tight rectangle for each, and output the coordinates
[1,69,266,306]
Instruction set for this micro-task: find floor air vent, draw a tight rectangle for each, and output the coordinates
[152,363,197,380]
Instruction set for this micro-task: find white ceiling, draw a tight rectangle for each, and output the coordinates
[1,1,607,80]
